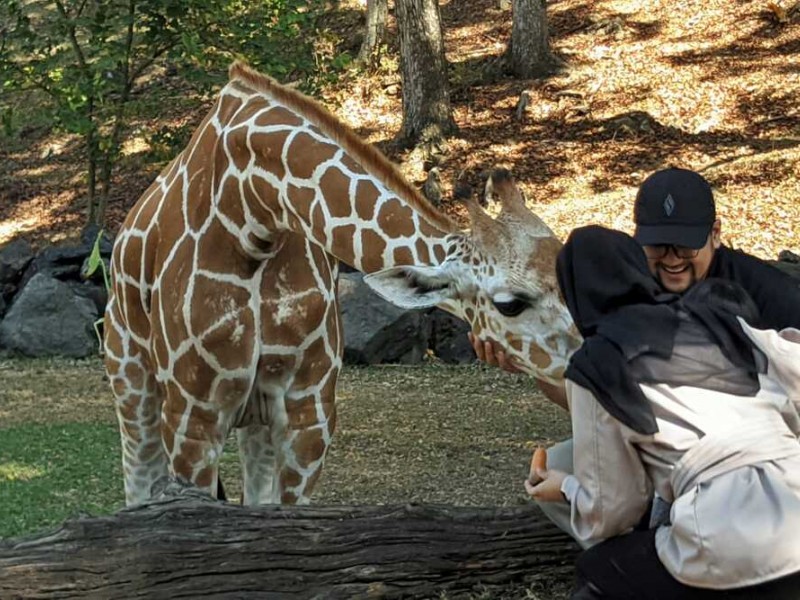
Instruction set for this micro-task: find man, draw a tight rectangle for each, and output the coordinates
[633,167,800,330]
[471,166,800,545]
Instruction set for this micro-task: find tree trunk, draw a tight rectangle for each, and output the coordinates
[94,0,137,229]
[0,483,578,599]
[85,101,99,227]
[507,0,556,78]
[358,0,389,63]
[395,0,457,148]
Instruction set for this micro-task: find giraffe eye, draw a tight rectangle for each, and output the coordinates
[492,297,530,317]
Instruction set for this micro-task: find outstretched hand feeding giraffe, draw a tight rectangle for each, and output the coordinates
[104,62,581,507]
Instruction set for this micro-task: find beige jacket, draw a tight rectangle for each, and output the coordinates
[561,322,800,589]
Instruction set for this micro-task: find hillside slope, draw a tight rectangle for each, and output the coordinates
[1,0,798,258]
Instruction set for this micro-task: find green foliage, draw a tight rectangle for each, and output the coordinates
[84,228,110,354]
[85,228,110,292]
[180,0,325,88]
[0,0,341,226]
[145,123,194,163]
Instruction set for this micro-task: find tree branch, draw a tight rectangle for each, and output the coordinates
[54,0,89,73]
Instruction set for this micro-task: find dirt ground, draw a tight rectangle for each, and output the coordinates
[0,357,571,506]
[1,0,798,259]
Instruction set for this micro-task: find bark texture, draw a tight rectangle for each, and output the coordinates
[358,0,389,62]
[395,0,457,147]
[508,0,556,78]
[0,484,578,599]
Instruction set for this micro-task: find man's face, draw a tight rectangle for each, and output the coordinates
[643,221,721,293]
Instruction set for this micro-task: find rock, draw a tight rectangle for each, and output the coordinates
[338,261,359,274]
[20,244,89,287]
[428,309,476,364]
[19,230,114,289]
[0,273,100,358]
[1,283,14,304]
[81,224,115,256]
[0,238,35,285]
[67,280,109,315]
[338,272,431,365]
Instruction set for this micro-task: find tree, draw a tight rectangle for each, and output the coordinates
[506,0,558,78]
[358,0,388,63]
[394,0,457,149]
[0,0,190,228]
[0,1,324,230]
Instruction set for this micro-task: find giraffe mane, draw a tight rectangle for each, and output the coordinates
[228,61,458,234]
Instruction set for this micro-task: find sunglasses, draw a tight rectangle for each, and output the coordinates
[643,245,702,259]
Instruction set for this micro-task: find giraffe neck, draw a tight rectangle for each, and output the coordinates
[200,74,457,274]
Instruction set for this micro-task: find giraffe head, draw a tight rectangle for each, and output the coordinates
[364,169,580,383]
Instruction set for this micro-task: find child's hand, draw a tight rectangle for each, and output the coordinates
[528,447,547,484]
[524,469,568,503]
[525,446,567,502]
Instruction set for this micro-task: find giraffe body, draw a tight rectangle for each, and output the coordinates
[105,63,580,506]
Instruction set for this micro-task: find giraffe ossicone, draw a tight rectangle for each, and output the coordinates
[104,61,580,507]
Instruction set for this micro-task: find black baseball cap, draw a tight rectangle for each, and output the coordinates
[633,168,716,249]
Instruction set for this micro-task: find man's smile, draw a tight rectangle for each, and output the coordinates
[660,264,690,275]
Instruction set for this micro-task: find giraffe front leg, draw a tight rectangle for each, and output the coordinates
[106,358,169,506]
[105,325,168,506]
[113,384,169,506]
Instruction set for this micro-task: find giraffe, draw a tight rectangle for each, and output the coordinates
[104,61,581,507]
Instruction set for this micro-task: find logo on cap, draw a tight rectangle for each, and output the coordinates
[663,194,675,217]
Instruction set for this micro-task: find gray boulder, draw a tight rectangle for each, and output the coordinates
[67,280,109,316]
[1,283,16,318]
[0,238,35,284]
[20,244,89,287]
[0,273,100,358]
[428,309,476,364]
[80,223,115,256]
[18,228,114,289]
[339,272,431,365]
[0,239,35,303]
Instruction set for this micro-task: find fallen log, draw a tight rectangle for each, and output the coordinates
[0,481,579,599]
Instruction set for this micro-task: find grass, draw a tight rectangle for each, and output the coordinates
[0,422,123,537]
[0,356,574,597]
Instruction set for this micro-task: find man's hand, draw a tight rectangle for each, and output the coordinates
[468,332,523,374]
[524,467,568,503]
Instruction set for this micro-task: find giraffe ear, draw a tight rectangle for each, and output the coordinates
[363,265,456,309]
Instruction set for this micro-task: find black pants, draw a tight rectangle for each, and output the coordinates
[572,529,800,599]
